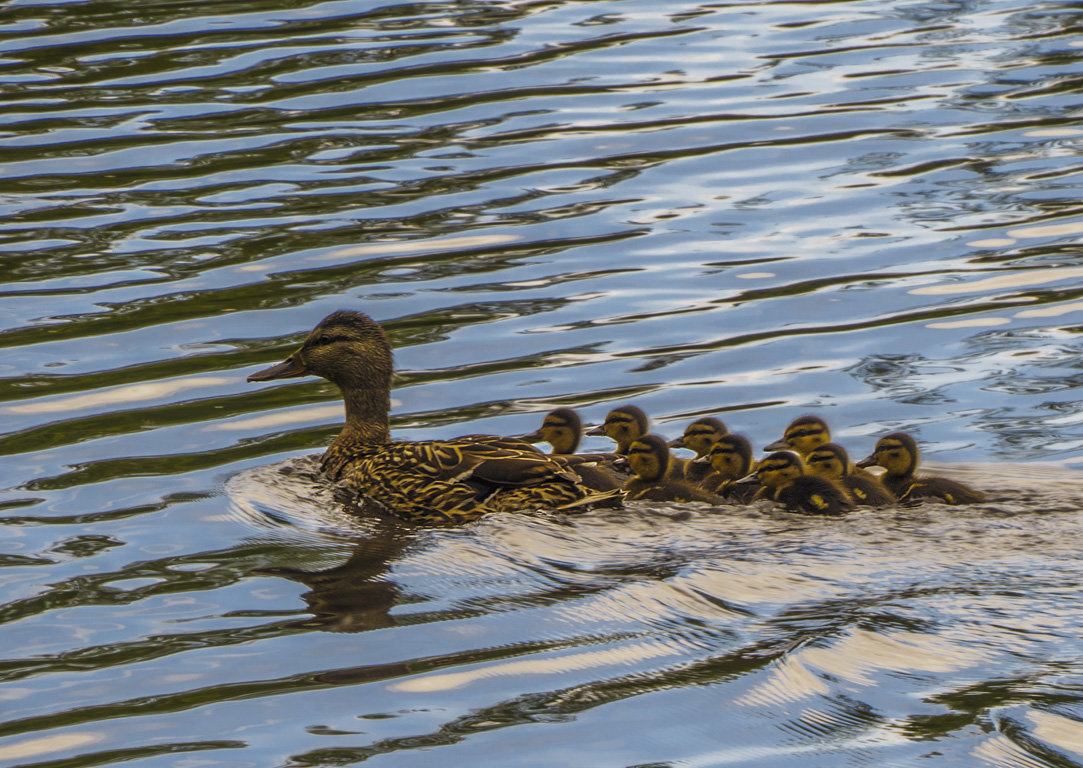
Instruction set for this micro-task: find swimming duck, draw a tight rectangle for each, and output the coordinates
[764,415,832,456]
[518,407,623,491]
[669,417,728,483]
[856,432,985,504]
[624,435,724,504]
[746,450,853,516]
[692,433,759,503]
[587,405,650,455]
[805,442,894,507]
[588,405,688,481]
[247,310,606,524]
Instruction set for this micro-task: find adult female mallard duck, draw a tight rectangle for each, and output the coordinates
[805,442,894,506]
[692,433,759,503]
[745,450,853,516]
[856,432,985,504]
[247,310,607,524]
[624,435,724,503]
[518,407,623,491]
[669,417,728,483]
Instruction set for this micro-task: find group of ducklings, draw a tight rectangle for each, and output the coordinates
[519,407,985,516]
[248,310,985,525]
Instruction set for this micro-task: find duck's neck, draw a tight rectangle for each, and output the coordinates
[334,384,392,450]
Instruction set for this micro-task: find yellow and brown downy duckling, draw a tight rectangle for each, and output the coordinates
[247,310,609,524]
[805,442,894,507]
[856,432,985,505]
[692,433,759,503]
[587,404,650,455]
[669,417,728,483]
[764,414,832,456]
[588,404,687,481]
[746,450,853,516]
[624,434,724,504]
[518,407,623,491]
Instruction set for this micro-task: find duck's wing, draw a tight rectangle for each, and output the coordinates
[387,439,578,488]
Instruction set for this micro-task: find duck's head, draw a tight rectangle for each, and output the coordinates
[764,415,830,455]
[520,407,582,454]
[587,405,649,453]
[857,432,918,477]
[751,450,806,490]
[697,433,753,481]
[248,310,393,392]
[805,442,851,481]
[669,417,728,457]
[626,434,672,483]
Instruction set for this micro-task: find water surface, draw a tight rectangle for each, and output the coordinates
[3,0,1083,766]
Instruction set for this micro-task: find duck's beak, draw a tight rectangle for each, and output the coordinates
[518,428,545,443]
[763,438,788,451]
[735,471,759,484]
[667,436,686,448]
[690,455,710,465]
[248,354,308,382]
[855,454,877,468]
[585,424,605,436]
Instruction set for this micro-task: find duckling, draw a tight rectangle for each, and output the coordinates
[764,414,831,456]
[624,434,724,504]
[669,417,728,483]
[805,442,894,507]
[588,405,687,481]
[747,450,853,516]
[519,407,585,455]
[247,310,610,524]
[693,433,759,503]
[518,407,623,491]
[587,404,650,455]
[856,432,985,505]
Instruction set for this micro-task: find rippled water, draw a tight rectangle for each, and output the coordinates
[3,0,1083,765]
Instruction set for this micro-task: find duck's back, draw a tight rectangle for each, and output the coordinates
[901,475,986,505]
[624,478,723,504]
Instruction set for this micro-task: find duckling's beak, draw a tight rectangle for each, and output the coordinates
[763,438,789,451]
[518,428,545,443]
[667,436,686,448]
[855,454,876,468]
[735,471,759,484]
[248,354,308,382]
[585,424,605,436]
[690,455,710,465]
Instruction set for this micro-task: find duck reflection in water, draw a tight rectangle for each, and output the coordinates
[258,520,409,634]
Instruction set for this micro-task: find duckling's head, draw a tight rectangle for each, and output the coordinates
[669,417,728,457]
[589,405,649,453]
[805,442,851,481]
[701,433,753,481]
[764,415,830,455]
[754,450,807,491]
[248,310,393,391]
[857,432,918,477]
[520,407,582,454]
[626,434,672,483]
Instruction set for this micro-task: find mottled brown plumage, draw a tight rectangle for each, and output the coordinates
[519,407,623,490]
[248,311,600,524]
